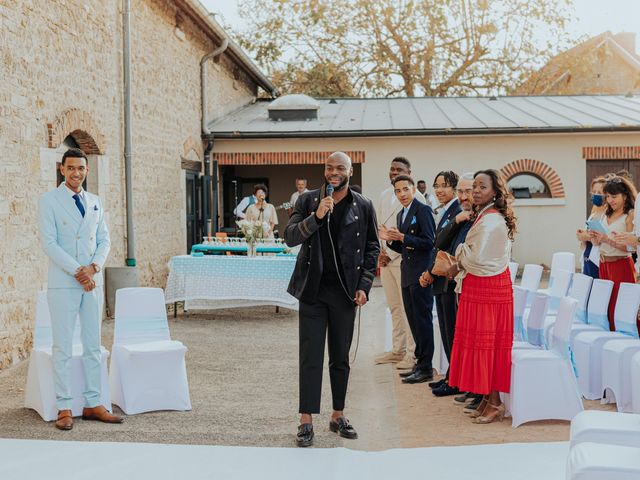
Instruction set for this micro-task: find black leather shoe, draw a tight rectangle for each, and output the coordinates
[296,423,314,447]
[428,378,446,389]
[329,417,358,439]
[399,368,416,378]
[401,370,433,384]
[432,382,461,397]
[453,391,474,405]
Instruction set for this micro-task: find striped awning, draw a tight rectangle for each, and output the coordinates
[212,151,365,165]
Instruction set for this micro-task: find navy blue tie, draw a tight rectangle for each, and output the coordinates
[73,194,85,217]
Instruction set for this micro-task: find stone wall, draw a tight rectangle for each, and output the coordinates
[0,0,259,371]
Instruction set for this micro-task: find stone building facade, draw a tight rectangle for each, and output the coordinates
[0,0,274,370]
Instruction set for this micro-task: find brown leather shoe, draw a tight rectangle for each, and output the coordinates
[82,405,124,424]
[55,410,73,430]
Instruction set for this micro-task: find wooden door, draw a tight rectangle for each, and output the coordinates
[586,159,629,216]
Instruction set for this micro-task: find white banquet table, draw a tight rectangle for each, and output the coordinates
[165,255,298,311]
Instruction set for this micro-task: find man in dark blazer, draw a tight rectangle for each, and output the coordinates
[380,175,436,384]
[421,173,474,396]
[285,152,379,447]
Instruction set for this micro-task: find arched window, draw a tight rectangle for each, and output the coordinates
[507,173,552,199]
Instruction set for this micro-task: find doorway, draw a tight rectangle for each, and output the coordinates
[585,159,640,215]
[185,171,202,252]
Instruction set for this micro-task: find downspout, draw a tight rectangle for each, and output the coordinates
[201,36,228,236]
[123,0,135,266]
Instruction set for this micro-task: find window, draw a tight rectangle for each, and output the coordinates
[507,173,551,199]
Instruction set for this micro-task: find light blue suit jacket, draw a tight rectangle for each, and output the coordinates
[38,183,111,289]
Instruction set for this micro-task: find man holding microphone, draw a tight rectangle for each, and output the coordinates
[285,151,379,447]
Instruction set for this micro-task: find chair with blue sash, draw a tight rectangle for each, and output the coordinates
[573,283,640,401]
[512,286,528,342]
[506,297,583,427]
[513,292,549,350]
[24,291,110,421]
[519,264,543,306]
[110,287,192,415]
[632,351,640,413]
[538,251,576,295]
[543,272,593,346]
[569,279,613,350]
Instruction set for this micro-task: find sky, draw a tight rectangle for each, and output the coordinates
[202,0,640,53]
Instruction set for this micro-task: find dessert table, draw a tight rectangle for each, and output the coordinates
[165,255,298,312]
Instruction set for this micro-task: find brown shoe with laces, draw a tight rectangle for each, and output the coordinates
[55,410,73,430]
[82,406,123,424]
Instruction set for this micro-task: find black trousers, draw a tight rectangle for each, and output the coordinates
[299,284,356,413]
[401,283,434,373]
[435,291,458,377]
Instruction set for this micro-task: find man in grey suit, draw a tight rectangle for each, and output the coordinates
[38,148,123,430]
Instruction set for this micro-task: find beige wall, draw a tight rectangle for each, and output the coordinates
[215,132,640,267]
[0,0,258,370]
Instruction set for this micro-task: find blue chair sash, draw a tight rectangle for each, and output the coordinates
[575,308,587,324]
[514,314,527,342]
[588,313,609,331]
[526,327,546,348]
[552,337,579,378]
[116,315,170,345]
[615,320,639,339]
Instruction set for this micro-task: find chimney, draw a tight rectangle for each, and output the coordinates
[613,32,637,55]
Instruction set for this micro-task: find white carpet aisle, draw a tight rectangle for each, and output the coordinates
[0,439,568,480]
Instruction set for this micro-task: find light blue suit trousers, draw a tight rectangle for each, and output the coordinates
[48,287,103,410]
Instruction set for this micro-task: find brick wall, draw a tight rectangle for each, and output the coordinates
[0,0,258,370]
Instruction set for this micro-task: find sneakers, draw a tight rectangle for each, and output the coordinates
[463,395,485,414]
[374,351,405,364]
[395,355,416,370]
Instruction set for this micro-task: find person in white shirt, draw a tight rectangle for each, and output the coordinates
[375,157,426,370]
[234,192,258,219]
[288,178,309,216]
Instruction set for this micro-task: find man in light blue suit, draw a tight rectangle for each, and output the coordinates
[38,147,123,430]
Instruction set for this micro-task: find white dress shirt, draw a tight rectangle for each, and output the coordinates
[234,195,257,219]
[377,186,426,263]
[289,188,309,208]
[63,183,87,210]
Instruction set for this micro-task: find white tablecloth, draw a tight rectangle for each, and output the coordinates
[165,255,298,311]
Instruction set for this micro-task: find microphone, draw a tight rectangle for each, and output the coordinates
[326,184,334,219]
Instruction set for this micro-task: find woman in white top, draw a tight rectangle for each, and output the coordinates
[245,184,279,239]
[589,176,637,331]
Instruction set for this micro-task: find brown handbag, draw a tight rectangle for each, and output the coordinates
[432,250,456,276]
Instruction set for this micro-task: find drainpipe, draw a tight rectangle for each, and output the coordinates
[201,37,228,236]
[123,0,135,266]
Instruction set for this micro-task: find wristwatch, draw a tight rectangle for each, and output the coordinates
[91,263,101,273]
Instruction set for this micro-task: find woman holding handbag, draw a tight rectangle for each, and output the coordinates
[445,170,517,424]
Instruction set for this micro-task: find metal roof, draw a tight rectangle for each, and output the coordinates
[208,95,640,138]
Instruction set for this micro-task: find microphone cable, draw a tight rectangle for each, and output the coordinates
[325,183,362,363]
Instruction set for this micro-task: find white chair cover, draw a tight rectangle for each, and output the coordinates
[519,264,543,306]
[509,261,518,284]
[570,410,640,449]
[601,338,640,412]
[512,286,528,342]
[573,283,640,400]
[513,292,549,350]
[537,252,575,295]
[24,291,110,421]
[567,442,640,480]
[547,269,573,313]
[109,287,191,415]
[567,273,594,324]
[564,279,614,349]
[505,297,583,427]
[631,350,640,413]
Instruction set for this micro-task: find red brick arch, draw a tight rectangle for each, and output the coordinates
[47,108,105,154]
[500,159,565,198]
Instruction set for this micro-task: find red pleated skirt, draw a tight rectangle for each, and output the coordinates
[448,270,514,395]
[598,256,637,331]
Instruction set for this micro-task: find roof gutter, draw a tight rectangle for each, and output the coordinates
[210,126,640,139]
[179,0,278,97]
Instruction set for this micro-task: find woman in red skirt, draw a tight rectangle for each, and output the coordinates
[589,176,637,331]
[445,170,517,424]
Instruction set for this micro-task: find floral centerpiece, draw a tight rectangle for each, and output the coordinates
[236,219,269,256]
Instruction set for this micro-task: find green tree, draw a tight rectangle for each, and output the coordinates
[234,0,575,97]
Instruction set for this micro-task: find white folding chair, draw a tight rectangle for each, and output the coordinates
[632,351,640,413]
[109,287,191,415]
[505,297,583,427]
[509,261,518,284]
[601,334,640,412]
[539,251,576,295]
[512,286,528,342]
[546,269,573,313]
[568,279,614,348]
[24,291,110,421]
[542,273,593,346]
[570,410,640,449]
[513,292,549,350]
[519,264,543,306]
[567,442,640,480]
[574,283,640,400]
